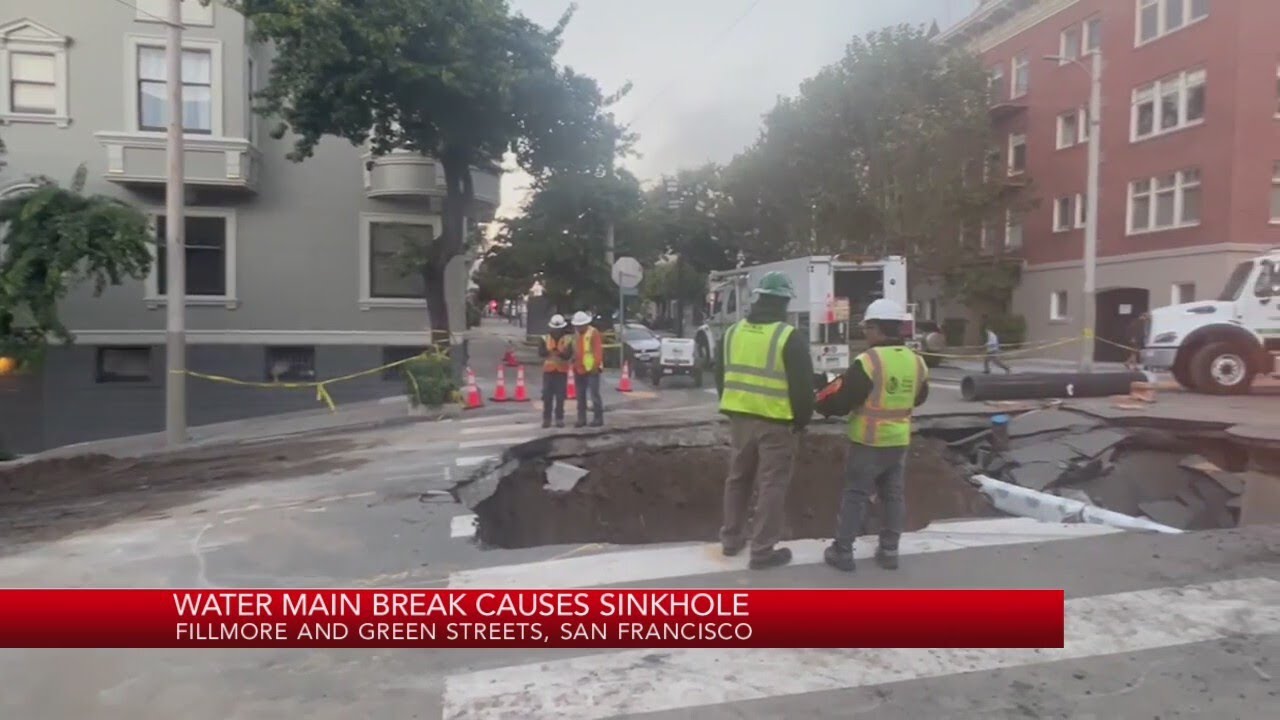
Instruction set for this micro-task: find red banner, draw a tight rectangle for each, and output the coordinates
[0,589,1063,649]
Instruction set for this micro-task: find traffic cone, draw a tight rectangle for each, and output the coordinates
[462,367,484,410]
[503,343,519,367]
[512,365,532,402]
[490,366,509,402]
[618,361,634,393]
[566,367,578,400]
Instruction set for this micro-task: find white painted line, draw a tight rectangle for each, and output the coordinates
[446,517,1120,589]
[378,395,409,405]
[450,514,477,538]
[442,577,1280,720]
[460,422,534,436]
[459,436,535,450]
[455,455,497,468]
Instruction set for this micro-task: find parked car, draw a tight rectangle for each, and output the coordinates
[619,323,662,367]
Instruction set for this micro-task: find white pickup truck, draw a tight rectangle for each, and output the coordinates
[1141,248,1280,394]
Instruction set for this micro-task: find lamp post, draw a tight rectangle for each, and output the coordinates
[1045,51,1102,372]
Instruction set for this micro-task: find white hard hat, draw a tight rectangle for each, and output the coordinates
[571,311,593,326]
[548,314,567,329]
[863,298,906,322]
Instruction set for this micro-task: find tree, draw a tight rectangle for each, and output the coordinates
[229,0,629,333]
[0,166,153,363]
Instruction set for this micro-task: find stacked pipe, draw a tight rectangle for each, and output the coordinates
[960,372,1150,402]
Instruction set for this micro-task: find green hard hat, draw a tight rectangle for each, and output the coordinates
[754,271,796,298]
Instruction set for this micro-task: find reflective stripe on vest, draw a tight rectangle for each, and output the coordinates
[576,327,599,373]
[849,346,925,447]
[719,320,795,421]
[543,335,570,373]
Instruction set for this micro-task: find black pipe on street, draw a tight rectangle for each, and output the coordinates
[960,372,1149,402]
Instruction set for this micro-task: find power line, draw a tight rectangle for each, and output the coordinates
[105,0,184,28]
[627,0,764,125]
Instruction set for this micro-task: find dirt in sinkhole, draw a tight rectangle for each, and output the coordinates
[474,435,997,549]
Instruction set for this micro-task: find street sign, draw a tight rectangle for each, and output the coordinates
[611,257,643,289]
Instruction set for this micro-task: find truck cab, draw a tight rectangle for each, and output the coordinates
[1142,250,1280,394]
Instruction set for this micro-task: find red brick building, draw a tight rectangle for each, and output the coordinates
[935,0,1280,359]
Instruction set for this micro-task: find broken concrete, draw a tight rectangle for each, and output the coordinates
[970,474,1182,534]
[1137,500,1197,530]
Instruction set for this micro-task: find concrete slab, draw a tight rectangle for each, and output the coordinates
[1062,428,1130,459]
[1006,408,1102,439]
[1138,499,1196,529]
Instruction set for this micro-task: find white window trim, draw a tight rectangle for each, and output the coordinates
[1084,16,1103,55]
[1130,68,1206,143]
[1136,0,1210,48]
[1126,168,1202,235]
[1056,109,1087,150]
[1005,209,1023,248]
[123,34,224,137]
[1050,291,1069,321]
[1007,133,1027,176]
[0,19,71,128]
[1271,161,1280,225]
[359,212,439,309]
[1075,193,1088,229]
[1275,63,1280,120]
[133,0,215,27]
[1011,53,1030,99]
[246,56,256,145]
[143,207,238,308]
[1053,196,1075,233]
[1058,26,1081,65]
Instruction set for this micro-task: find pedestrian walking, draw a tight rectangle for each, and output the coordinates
[571,311,605,427]
[715,272,814,571]
[817,298,929,573]
[539,314,574,428]
[982,321,1012,375]
[1125,312,1151,371]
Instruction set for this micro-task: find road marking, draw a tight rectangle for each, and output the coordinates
[459,436,535,450]
[450,514,477,538]
[460,423,535,436]
[446,517,1119,589]
[442,577,1280,720]
[455,455,497,468]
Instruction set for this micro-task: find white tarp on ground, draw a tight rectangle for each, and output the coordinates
[970,474,1184,534]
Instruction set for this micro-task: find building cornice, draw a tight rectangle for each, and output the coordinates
[937,0,1081,53]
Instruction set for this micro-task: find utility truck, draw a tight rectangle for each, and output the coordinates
[1142,248,1280,395]
[695,255,931,387]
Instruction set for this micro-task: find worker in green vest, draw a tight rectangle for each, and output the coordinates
[715,271,814,571]
[815,298,929,573]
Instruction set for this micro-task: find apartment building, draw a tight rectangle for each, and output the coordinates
[934,0,1279,357]
[0,0,499,453]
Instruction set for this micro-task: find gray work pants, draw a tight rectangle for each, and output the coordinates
[834,442,908,552]
[721,415,798,555]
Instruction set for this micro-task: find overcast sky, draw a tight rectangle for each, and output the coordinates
[496,0,980,218]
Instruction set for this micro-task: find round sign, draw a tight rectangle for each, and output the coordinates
[611,257,644,289]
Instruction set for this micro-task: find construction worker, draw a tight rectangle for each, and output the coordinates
[539,314,575,428]
[571,311,605,427]
[716,271,814,570]
[816,298,929,573]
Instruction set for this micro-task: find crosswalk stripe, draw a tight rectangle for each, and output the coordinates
[455,455,497,468]
[445,518,1120,589]
[441,577,1280,720]
[459,436,536,450]
[460,423,535,436]
[450,514,477,538]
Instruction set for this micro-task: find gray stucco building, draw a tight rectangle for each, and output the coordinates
[0,0,499,453]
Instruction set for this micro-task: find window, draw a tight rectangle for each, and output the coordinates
[96,347,152,383]
[1060,26,1081,63]
[1075,193,1088,229]
[1138,0,1209,45]
[265,347,316,383]
[368,222,429,299]
[1005,210,1023,248]
[137,46,213,133]
[1172,282,1196,304]
[152,212,234,300]
[0,19,71,126]
[1128,168,1201,233]
[1132,69,1206,141]
[382,346,429,380]
[1011,53,1030,98]
[989,65,1006,103]
[246,57,257,144]
[1085,17,1103,54]
[1275,64,1280,118]
[1008,133,1027,175]
[1271,161,1280,223]
[1255,260,1277,298]
[1054,196,1075,232]
[1051,291,1069,320]
[1057,109,1088,149]
[134,0,214,26]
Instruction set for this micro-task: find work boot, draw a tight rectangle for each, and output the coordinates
[823,544,856,572]
[542,418,552,429]
[575,419,587,429]
[721,541,745,557]
[590,417,604,427]
[555,419,565,428]
[875,547,899,570]
[748,547,792,570]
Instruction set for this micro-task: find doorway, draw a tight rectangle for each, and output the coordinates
[1095,288,1150,363]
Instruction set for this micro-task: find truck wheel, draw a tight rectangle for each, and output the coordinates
[1171,361,1193,390]
[693,368,704,387]
[1189,341,1255,395]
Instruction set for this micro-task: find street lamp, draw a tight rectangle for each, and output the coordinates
[1045,51,1102,373]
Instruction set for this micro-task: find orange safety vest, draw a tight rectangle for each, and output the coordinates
[543,335,572,373]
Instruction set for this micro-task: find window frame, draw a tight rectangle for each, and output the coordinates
[1084,16,1103,55]
[989,65,1006,103]
[1059,26,1082,65]
[1127,168,1202,235]
[144,208,238,307]
[133,0,215,26]
[1050,291,1069,321]
[264,346,317,383]
[1008,133,1027,175]
[0,19,71,127]
[1011,53,1030,99]
[1172,282,1196,304]
[1270,161,1280,225]
[124,34,223,138]
[1054,196,1075,233]
[1075,193,1088,229]
[1130,68,1206,142]
[1005,209,1023,249]
[359,212,438,309]
[95,346,154,384]
[1136,0,1210,47]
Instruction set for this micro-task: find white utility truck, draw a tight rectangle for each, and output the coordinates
[695,255,924,387]
[1142,248,1280,395]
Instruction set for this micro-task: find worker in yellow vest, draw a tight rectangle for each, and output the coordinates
[571,311,605,427]
[815,298,929,573]
[539,314,575,428]
[716,272,814,570]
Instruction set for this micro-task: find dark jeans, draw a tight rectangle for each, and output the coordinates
[984,350,1011,374]
[575,371,603,423]
[834,442,908,552]
[542,372,567,421]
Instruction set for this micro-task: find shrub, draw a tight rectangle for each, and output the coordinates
[402,353,458,407]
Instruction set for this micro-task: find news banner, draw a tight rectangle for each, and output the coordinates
[0,589,1065,648]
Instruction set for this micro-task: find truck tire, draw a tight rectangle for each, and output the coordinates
[1171,361,1193,390]
[1189,341,1255,395]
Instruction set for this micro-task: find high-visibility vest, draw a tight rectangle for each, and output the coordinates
[575,327,600,373]
[849,345,927,447]
[719,320,795,422]
[543,335,571,373]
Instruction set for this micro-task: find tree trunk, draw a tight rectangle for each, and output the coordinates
[427,150,476,341]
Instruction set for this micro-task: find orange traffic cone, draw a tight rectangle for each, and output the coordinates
[512,365,532,402]
[566,367,578,400]
[618,361,634,393]
[490,366,509,402]
[462,367,484,410]
[503,343,519,367]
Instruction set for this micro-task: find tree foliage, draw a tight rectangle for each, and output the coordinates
[229,0,630,332]
[0,166,153,362]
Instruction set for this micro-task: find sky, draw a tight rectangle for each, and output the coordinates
[496,0,981,220]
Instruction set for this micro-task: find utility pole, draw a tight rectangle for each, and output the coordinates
[164,0,187,446]
[1080,50,1102,373]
